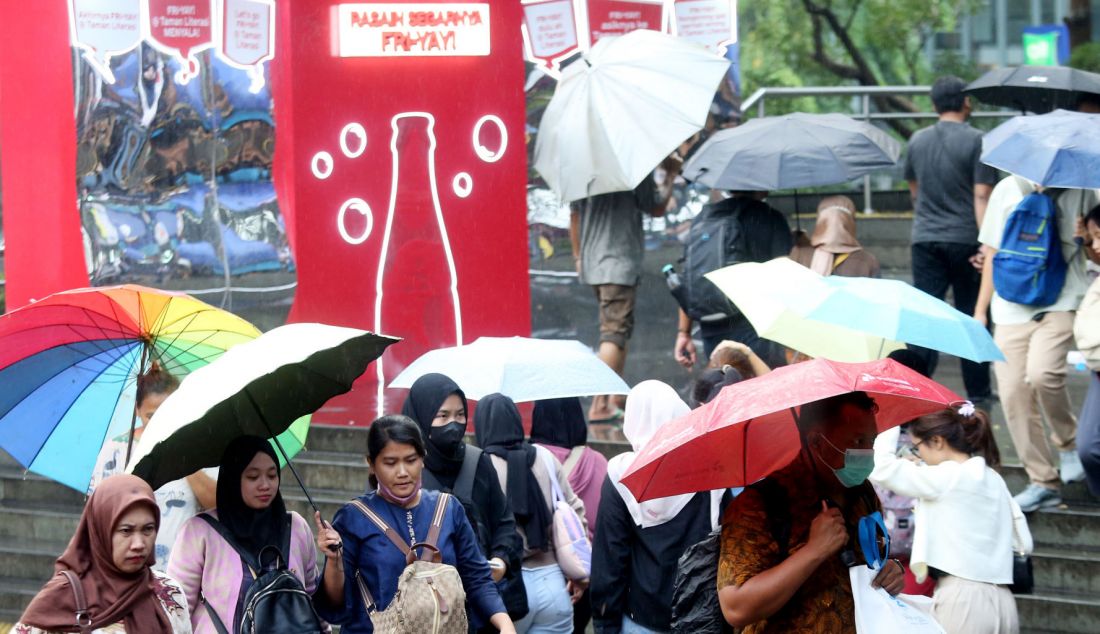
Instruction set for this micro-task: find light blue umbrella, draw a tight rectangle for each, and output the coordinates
[805,276,1004,363]
[981,109,1100,188]
[389,337,630,401]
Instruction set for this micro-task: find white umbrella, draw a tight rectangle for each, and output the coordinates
[534,30,730,203]
[388,336,630,401]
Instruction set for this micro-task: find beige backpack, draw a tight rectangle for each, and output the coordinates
[351,493,468,634]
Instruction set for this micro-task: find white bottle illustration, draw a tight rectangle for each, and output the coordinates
[374,112,463,415]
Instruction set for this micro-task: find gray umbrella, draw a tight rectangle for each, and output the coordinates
[964,65,1100,114]
[682,113,901,191]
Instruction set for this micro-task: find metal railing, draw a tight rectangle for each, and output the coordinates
[739,85,1018,213]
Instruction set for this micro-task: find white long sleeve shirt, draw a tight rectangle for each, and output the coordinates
[870,427,1032,584]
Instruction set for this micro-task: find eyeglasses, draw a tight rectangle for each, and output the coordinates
[909,438,925,456]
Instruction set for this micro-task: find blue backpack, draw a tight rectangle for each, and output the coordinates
[993,190,1067,307]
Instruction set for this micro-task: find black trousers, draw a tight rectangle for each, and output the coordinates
[910,241,992,400]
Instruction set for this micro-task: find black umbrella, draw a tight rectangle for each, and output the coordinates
[964,65,1100,113]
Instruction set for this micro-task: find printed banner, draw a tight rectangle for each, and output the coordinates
[585,0,664,46]
[147,0,214,83]
[672,0,736,50]
[337,3,492,57]
[68,0,143,83]
[219,0,274,91]
[521,0,579,76]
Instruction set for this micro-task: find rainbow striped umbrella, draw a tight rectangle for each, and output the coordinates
[0,284,307,491]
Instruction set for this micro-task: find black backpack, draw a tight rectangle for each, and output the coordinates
[670,480,790,634]
[198,513,325,634]
[681,200,751,323]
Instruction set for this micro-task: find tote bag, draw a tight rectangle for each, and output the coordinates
[850,565,945,634]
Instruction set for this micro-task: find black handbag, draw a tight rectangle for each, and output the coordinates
[1009,553,1034,594]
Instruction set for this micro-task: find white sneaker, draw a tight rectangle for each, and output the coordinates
[1061,450,1086,484]
[1014,483,1062,513]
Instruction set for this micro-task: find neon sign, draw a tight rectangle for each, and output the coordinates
[337,3,492,57]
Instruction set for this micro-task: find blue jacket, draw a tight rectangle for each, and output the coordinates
[317,489,506,632]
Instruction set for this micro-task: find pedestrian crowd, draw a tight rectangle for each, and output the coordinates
[11,77,1100,634]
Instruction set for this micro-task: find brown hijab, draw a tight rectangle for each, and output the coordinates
[19,474,172,633]
[790,196,863,276]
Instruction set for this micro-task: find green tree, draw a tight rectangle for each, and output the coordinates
[740,0,982,137]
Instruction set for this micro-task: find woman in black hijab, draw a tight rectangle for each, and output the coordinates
[401,374,526,626]
[476,394,589,633]
[167,435,342,632]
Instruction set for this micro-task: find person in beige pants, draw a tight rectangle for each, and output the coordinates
[975,176,1098,512]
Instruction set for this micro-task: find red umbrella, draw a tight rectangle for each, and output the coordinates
[620,358,962,502]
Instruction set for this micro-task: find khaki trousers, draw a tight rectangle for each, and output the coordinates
[993,311,1078,488]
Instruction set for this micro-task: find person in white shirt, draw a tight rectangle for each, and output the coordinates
[974,175,1098,511]
[89,364,217,571]
[871,405,1031,634]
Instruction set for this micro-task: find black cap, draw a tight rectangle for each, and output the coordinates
[931,76,967,113]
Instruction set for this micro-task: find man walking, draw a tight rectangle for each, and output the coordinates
[975,176,1097,511]
[905,76,998,406]
[571,164,676,424]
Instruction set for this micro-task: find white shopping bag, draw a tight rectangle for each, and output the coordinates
[850,566,946,634]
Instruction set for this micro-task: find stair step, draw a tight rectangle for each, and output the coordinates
[1032,547,1100,594]
[0,466,86,507]
[1018,591,1100,633]
[0,578,48,613]
[292,451,371,494]
[0,543,68,583]
[1028,506,1100,551]
[0,500,81,543]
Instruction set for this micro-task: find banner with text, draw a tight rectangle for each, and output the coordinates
[585,0,664,46]
[521,0,579,76]
[337,3,492,56]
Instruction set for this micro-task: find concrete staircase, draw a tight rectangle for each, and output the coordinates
[2,212,1099,631]
[3,426,1099,632]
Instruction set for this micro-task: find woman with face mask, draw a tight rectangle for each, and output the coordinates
[716,392,906,633]
[400,373,526,626]
[167,436,341,633]
[14,474,192,633]
[870,405,1029,633]
[315,415,516,633]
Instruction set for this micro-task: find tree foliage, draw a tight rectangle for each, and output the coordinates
[739,0,983,136]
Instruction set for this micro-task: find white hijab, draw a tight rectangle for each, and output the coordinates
[606,380,724,528]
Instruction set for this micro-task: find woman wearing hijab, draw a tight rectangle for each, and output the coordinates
[530,398,607,541]
[167,436,342,633]
[400,374,526,624]
[530,398,606,634]
[590,381,725,634]
[475,394,588,634]
[14,474,192,633]
[789,196,881,278]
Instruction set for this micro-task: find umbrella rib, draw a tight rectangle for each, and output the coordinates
[5,341,140,472]
[156,345,226,376]
[152,311,205,369]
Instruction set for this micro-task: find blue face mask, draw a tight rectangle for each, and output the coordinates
[817,434,875,488]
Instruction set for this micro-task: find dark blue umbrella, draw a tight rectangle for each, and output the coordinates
[682,113,901,191]
[981,109,1100,188]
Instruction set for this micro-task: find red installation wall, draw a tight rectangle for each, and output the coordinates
[274,0,531,423]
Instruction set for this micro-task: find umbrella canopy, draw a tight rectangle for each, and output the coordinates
[0,284,260,491]
[388,336,630,401]
[806,275,1004,363]
[705,258,907,362]
[128,323,397,491]
[980,109,1100,188]
[682,113,901,191]
[534,30,730,203]
[964,65,1100,113]
[620,358,962,501]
